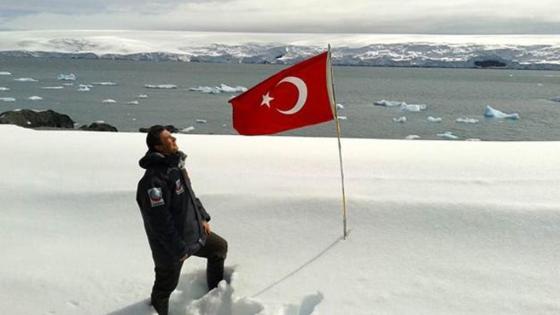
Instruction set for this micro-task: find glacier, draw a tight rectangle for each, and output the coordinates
[1,31,560,70]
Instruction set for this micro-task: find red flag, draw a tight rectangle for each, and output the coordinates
[229,51,335,135]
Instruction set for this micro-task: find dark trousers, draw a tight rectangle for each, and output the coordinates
[150,232,228,315]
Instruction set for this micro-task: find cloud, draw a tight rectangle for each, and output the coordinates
[2,0,560,34]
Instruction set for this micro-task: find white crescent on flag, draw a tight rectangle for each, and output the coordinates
[275,76,308,115]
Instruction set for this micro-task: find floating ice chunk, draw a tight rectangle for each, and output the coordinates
[466,138,482,141]
[336,103,345,110]
[374,99,405,107]
[456,117,479,124]
[28,96,42,101]
[218,84,247,93]
[550,96,560,103]
[14,77,37,82]
[0,71,11,75]
[0,97,15,102]
[57,73,76,81]
[138,94,148,98]
[0,87,10,91]
[92,81,117,86]
[62,83,74,86]
[145,84,177,89]
[127,100,139,105]
[484,105,519,120]
[102,99,117,103]
[196,119,208,124]
[78,85,91,92]
[180,126,195,133]
[437,131,459,140]
[95,120,105,124]
[190,86,221,94]
[41,86,64,90]
[337,116,347,120]
[427,116,442,122]
[405,135,421,140]
[401,103,427,112]
[393,116,407,123]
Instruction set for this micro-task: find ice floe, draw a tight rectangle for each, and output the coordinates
[102,99,117,103]
[91,81,117,86]
[196,119,208,124]
[28,96,43,101]
[336,103,345,110]
[127,100,139,105]
[14,77,37,82]
[405,135,421,140]
[0,97,16,102]
[427,116,442,122]
[0,71,11,76]
[393,116,407,123]
[437,131,459,140]
[0,87,10,91]
[456,117,479,124]
[78,84,91,92]
[401,104,427,112]
[180,126,195,133]
[137,94,148,98]
[190,84,247,94]
[145,84,177,89]
[484,105,520,120]
[57,73,76,81]
[62,83,74,86]
[337,116,347,120]
[41,86,64,90]
[374,100,405,107]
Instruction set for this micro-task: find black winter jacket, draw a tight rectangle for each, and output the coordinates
[136,150,211,266]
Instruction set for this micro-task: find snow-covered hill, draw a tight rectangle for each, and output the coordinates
[1,30,560,69]
[1,124,560,314]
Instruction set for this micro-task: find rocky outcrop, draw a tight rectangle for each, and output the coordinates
[79,122,118,132]
[0,109,75,128]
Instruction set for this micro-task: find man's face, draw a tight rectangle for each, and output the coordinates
[155,130,179,155]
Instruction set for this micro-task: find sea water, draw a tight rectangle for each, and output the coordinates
[1,56,560,140]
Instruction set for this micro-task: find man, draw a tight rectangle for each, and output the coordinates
[136,125,228,315]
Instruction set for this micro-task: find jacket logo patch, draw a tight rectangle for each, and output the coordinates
[148,187,164,207]
[175,179,185,195]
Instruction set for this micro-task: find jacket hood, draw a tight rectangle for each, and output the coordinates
[139,150,187,169]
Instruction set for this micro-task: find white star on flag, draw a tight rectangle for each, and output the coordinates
[260,92,274,108]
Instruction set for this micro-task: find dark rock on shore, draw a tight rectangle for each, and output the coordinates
[139,125,179,133]
[79,122,118,132]
[0,109,75,128]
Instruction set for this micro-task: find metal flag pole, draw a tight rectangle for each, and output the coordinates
[327,44,348,239]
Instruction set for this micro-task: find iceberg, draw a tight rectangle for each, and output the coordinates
[189,84,247,94]
[14,77,37,82]
[180,126,195,133]
[41,86,64,90]
[337,116,347,120]
[102,99,117,103]
[427,116,442,123]
[145,84,177,89]
[57,73,76,81]
[127,100,139,105]
[91,82,117,86]
[217,84,247,93]
[28,96,42,101]
[138,94,148,99]
[405,135,421,140]
[196,119,208,124]
[374,100,405,107]
[393,116,407,123]
[484,105,520,120]
[0,97,15,102]
[336,103,345,110]
[401,104,427,112]
[0,87,10,91]
[456,117,479,124]
[0,71,11,75]
[190,86,221,94]
[437,131,459,140]
[77,85,91,92]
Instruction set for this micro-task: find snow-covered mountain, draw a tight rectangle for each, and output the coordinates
[1,30,560,69]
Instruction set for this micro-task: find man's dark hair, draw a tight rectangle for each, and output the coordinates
[146,125,166,151]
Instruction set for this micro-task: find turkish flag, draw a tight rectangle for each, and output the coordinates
[229,52,335,135]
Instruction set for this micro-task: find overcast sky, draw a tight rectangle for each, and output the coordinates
[1,0,560,34]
